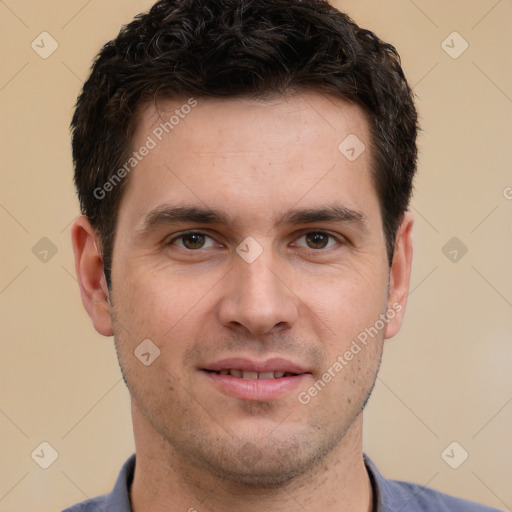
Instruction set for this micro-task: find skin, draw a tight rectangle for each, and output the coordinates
[72,91,413,512]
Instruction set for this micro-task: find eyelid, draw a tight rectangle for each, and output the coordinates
[166,230,219,249]
[291,230,344,249]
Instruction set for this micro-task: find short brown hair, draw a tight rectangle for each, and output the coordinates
[71,0,419,275]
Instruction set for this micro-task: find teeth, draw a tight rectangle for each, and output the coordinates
[219,369,293,379]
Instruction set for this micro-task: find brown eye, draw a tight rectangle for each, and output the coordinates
[169,232,216,250]
[293,231,340,251]
[181,233,206,249]
[305,232,331,249]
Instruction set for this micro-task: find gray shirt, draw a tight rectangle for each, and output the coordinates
[62,453,504,511]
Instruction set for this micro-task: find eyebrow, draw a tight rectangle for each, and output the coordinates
[137,205,229,236]
[275,205,366,229]
[136,203,367,236]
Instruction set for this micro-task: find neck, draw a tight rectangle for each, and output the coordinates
[130,404,372,512]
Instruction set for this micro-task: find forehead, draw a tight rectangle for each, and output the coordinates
[118,91,378,230]
[137,92,369,155]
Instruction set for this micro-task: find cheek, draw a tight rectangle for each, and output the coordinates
[113,264,221,359]
[116,262,189,327]
[301,264,389,341]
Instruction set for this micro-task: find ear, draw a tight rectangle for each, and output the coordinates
[384,211,414,340]
[71,216,113,336]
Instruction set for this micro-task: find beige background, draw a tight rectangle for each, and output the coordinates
[0,1,511,511]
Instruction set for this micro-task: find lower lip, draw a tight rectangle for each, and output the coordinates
[202,371,310,401]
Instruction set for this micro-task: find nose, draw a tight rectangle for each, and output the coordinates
[217,248,300,336]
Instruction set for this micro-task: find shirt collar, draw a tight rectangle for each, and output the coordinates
[104,453,135,511]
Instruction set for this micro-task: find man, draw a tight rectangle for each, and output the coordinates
[65,0,502,510]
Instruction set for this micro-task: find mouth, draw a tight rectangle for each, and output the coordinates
[203,369,300,379]
[200,358,311,401]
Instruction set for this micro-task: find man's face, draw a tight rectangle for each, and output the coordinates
[89,92,410,485]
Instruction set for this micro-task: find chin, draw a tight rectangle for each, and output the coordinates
[205,453,311,488]
[189,432,338,488]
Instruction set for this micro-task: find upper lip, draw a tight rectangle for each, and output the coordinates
[202,357,310,374]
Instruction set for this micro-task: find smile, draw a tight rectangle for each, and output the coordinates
[204,369,300,379]
[200,358,311,401]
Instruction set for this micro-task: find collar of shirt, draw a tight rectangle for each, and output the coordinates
[79,452,499,512]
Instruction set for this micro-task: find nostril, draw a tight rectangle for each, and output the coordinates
[272,321,289,332]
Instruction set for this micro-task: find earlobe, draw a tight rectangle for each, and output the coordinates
[384,211,414,340]
[71,216,114,336]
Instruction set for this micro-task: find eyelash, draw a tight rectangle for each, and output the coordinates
[166,230,344,251]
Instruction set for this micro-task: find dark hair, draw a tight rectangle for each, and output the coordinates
[71,0,418,273]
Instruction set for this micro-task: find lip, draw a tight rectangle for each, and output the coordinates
[201,357,312,401]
